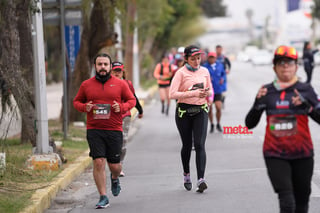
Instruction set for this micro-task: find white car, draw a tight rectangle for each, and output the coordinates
[251,50,273,66]
[237,51,250,62]
[313,51,320,65]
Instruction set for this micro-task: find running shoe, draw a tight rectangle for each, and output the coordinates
[210,124,214,133]
[184,173,192,191]
[196,178,207,193]
[216,123,222,132]
[119,170,125,177]
[110,174,121,196]
[95,195,109,209]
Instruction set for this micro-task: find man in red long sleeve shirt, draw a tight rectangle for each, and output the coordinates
[73,53,136,209]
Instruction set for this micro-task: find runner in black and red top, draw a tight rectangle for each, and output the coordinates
[245,45,320,213]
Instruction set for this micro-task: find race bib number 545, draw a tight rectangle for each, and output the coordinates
[93,104,111,119]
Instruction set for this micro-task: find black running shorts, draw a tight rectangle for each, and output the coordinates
[86,129,123,163]
[158,83,171,88]
[214,94,222,102]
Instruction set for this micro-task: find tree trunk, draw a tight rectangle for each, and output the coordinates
[0,0,36,146]
[68,16,91,122]
[17,0,35,144]
[139,36,155,79]
[139,36,155,66]
[69,0,117,122]
[88,0,117,60]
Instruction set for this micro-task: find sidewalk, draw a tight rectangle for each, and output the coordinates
[21,84,158,213]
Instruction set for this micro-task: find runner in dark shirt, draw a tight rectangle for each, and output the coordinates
[245,45,320,213]
[302,41,319,84]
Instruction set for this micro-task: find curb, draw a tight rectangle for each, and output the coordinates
[21,150,92,213]
[20,84,158,213]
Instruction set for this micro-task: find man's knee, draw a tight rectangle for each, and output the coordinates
[93,158,106,170]
[108,163,122,175]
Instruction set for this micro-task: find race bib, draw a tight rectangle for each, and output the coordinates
[269,115,297,137]
[92,104,111,119]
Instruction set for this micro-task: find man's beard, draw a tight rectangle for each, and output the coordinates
[95,69,111,83]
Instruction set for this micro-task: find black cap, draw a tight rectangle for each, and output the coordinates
[184,45,203,57]
[112,61,124,71]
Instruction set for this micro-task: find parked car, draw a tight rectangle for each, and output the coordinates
[251,49,273,66]
[237,45,259,62]
[244,45,259,62]
[237,51,250,62]
[313,51,320,65]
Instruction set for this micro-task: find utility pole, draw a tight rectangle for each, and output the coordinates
[60,0,68,140]
[133,15,140,89]
[124,0,136,82]
[114,9,123,62]
[31,0,50,154]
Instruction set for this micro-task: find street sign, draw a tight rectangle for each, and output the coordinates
[43,0,82,25]
[42,0,82,139]
[43,10,82,25]
[65,25,80,72]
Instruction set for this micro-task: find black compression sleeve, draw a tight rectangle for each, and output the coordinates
[245,98,266,129]
[309,107,320,124]
[245,107,264,129]
[225,57,231,70]
[134,93,143,114]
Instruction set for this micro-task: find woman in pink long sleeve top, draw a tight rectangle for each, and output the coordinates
[169,45,213,193]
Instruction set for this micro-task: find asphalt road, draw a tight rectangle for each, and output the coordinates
[45,61,320,213]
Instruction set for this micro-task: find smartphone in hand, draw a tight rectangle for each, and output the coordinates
[188,82,204,91]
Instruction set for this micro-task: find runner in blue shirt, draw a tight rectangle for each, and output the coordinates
[216,45,231,108]
[202,52,226,132]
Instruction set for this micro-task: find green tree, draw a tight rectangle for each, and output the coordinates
[134,0,175,78]
[0,0,36,145]
[134,0,205,76]
[116,0,227,83]
[152,0,203,54]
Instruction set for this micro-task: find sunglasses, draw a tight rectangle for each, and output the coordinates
[275,46,298,60]
[276,60,296,67]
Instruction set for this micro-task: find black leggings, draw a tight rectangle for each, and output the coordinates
[175,108,208,180]
[304,66,313,84]
[264,157,314,213]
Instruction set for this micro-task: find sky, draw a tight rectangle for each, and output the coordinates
[197,0,314,53]
[222,0,281,25]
